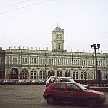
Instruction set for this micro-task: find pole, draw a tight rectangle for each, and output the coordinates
[91,44,100,86]
[94,48,98,85]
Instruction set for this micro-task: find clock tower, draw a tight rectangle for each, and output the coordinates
[52,26,64,52]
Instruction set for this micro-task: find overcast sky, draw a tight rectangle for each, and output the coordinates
[0,0,108,52]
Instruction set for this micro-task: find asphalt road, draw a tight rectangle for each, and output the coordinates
[0,85,108,108]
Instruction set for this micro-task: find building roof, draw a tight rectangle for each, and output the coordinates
[53,26,64,32]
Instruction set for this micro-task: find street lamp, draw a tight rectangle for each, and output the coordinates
[91,44,100,86]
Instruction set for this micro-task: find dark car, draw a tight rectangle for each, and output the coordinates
[43,82,105,107]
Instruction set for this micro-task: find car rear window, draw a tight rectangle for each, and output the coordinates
[66,83,80,90]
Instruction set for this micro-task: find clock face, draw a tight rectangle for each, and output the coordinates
[56,34,62,39]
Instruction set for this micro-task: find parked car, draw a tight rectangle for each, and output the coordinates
[18,79,26,84]
[2,79,19,84]
[31,79,46,85]
[31,79,37,84]
[37,79,46,85]
[46,76,89,88]
[18,79,31,85]
[43,82,105,107]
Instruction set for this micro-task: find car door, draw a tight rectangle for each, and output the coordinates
[65,83,85,104]
[53,83,68,102]
[53,83,79,103]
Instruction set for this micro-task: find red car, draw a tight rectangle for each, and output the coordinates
[43,82,105,107]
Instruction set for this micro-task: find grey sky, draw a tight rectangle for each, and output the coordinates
[0,0,108,52]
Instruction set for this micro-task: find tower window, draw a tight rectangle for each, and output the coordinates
[58,44,61,49]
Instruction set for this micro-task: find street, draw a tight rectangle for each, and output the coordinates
[0,85,108,108]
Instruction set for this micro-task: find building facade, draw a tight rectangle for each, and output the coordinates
[3,27,108,83]
[0,47,5,79]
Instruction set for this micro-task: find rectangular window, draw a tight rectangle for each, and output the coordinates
[83,60,85,66]
[22,58,24,63]
[34,58,36,63]
[81,72,83,79]
[31,58,33,63]
[22,57,28,64]
[25,58,27,63]
[13,57,17,64]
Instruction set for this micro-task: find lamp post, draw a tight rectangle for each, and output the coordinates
[91,44,100,86]
[44,51,47,79]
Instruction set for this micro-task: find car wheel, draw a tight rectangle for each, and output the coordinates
[47,96,55,105]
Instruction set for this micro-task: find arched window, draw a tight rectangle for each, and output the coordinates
[20,68,29,79]
[39,71,42,79]
[73,72,75,79]
[43,71,47,79]
[10,68,19,79]
[72,71,78,80]
[30,69,38,79]
[81,72,84,79]
[84,72,87,80]
[48,70,55,78]
[57,70,62,77]
[39,70,47,79]
[65,70,70,77]
[76,71,78,79]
